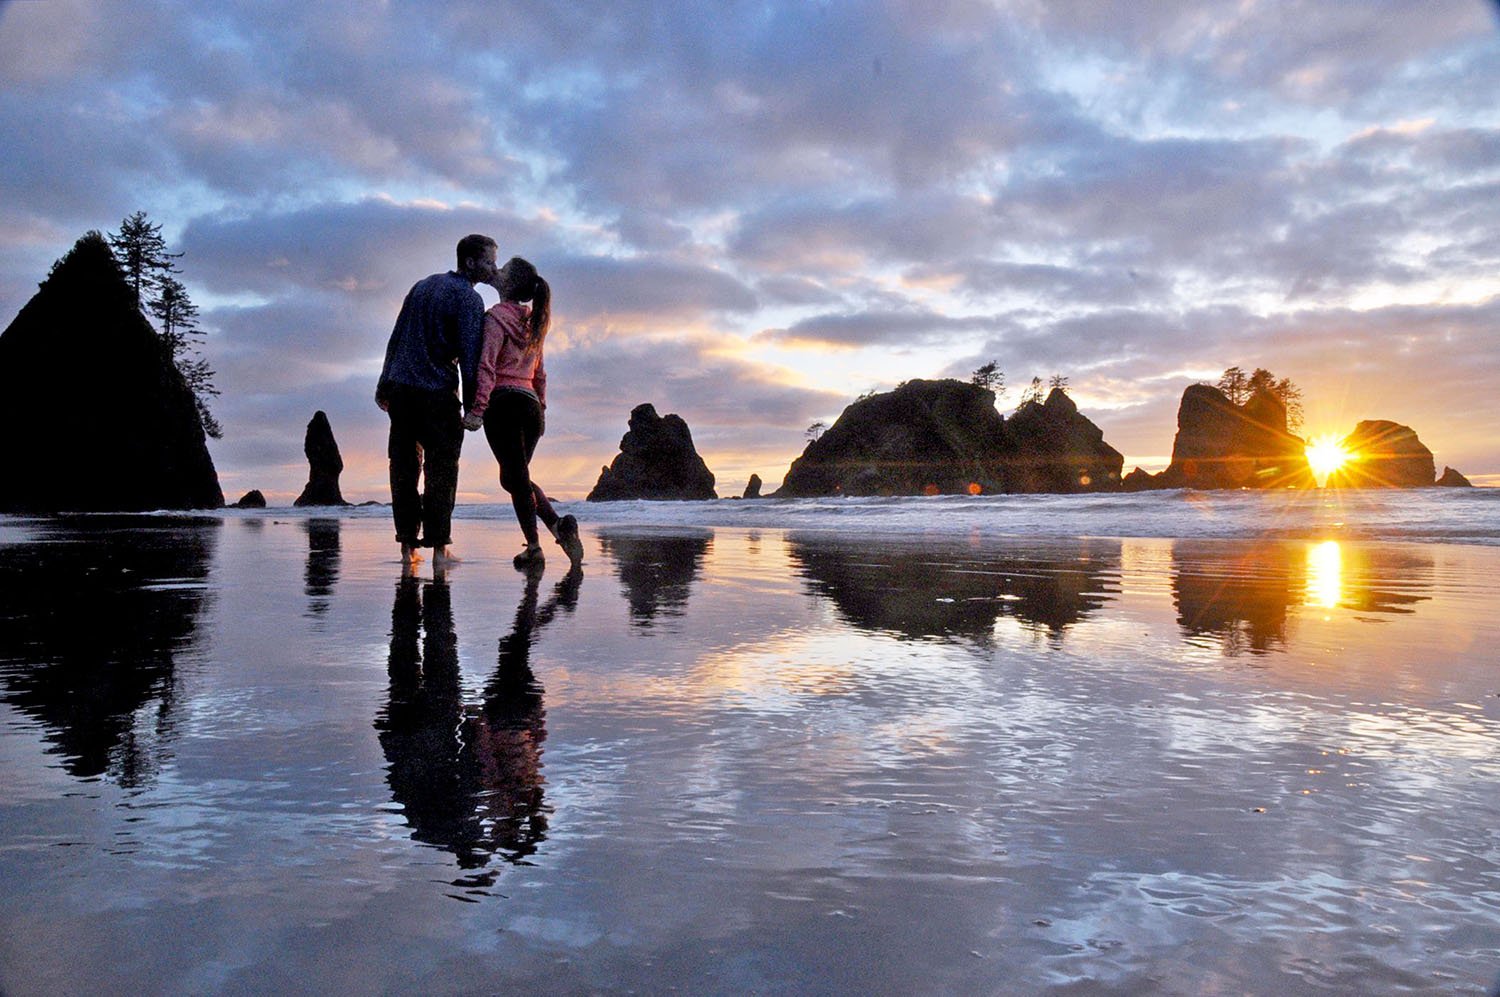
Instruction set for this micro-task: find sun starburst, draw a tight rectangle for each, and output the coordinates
[1305,435,1353,480]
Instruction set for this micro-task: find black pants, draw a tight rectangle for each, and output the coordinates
[386,385,463,548]
[482,391,558,545]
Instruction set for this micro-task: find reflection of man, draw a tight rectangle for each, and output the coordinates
[376,235,498,568]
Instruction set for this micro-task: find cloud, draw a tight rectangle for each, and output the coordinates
[760,308,1017,350]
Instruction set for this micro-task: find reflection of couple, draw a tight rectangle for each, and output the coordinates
[375,562,581,879]
[374,235,584,571]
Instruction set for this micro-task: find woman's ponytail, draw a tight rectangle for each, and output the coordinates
[529,274,551,344]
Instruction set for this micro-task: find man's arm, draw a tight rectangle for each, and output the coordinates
[457,288,485,413]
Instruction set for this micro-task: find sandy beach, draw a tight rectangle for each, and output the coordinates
[2,513,1499,993]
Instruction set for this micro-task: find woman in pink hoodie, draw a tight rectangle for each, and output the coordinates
[462,257,584,569]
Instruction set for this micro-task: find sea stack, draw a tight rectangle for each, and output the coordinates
[1326,421,1436,488]
[776,379,1012,496]
[587,403,718,501]
[293,411,350,506]
[1155,384,1313,490]
[1004,388,1124,492]
[775,378,1122,496]
[0,232,223,512]
[1436,466,1472,487]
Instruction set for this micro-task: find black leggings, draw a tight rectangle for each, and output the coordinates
[482,391,558,545]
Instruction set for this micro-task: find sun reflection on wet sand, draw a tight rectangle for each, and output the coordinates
[1306,539,1343,611]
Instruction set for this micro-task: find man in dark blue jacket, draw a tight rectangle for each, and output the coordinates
[377,234,497,567]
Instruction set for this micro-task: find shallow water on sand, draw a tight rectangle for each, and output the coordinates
[2,515,1499,994]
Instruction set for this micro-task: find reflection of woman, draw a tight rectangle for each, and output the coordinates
[469,562,581,864]
[375,564,580,884]
[462,257,584,570]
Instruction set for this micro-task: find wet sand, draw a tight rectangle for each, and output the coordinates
[2,515,1499,993]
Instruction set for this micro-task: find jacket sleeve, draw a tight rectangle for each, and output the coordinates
[469,310,504,420]
[457,288,485,412]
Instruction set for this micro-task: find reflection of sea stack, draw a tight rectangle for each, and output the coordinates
[1156,384,1313,490]
[587,403,718,501]
[1326,421,1435,488]
[0,517,219,785]
[303,518,341,617]
[787,533,1118,642]
[1171,541,1298,655]
[293,411,350,506]
[0,233,223,512]
[598,530,711,627]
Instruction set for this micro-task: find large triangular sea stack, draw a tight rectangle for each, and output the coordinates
[0,233,222,512]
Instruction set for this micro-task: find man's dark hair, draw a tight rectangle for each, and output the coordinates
[456,234,496,269]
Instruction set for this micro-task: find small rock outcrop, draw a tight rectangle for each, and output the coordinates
[1121,467,1158,492]
[587,403,717,501]
[0,232,223,512]
[232,489,267,508]
[743,474,762,499]
[1436,466,1472,487]
[293,411,350,507]
[1155,384,1313,490]
[1326,421,1436,489]
[1005,388,1124,492]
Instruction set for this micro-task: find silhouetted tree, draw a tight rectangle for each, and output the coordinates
[970,361,1003,393]
[1048,373,1069,393]
[805,421,827,442]
[1247,367,1304,431]
[1214,365,1304,431]
[112,212,221,439]
[1017,376,1044,410]
[108,211,180,309]
[1217,366,1249,405]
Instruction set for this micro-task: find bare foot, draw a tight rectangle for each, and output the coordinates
[433,545,461,566]
[401,543,424,565]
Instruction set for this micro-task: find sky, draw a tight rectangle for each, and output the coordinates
[2,0,1498,501]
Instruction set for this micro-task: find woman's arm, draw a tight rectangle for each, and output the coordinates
[468,309,507,422]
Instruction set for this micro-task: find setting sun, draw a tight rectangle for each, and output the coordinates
[1306,435,1353,479]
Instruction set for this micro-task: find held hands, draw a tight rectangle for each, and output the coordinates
[462,411,484,432]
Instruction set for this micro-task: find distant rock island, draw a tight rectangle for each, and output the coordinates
[1437,466,1472,487]
[0,232,223,512]
[232,489,267,508]
[293,410,350,507]
[587,403,718,501]
[776,379,1121,496]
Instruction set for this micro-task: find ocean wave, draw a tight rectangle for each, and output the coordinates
[183,487,1500,545]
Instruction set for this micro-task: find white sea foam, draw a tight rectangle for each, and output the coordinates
[202,487,1500,545]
